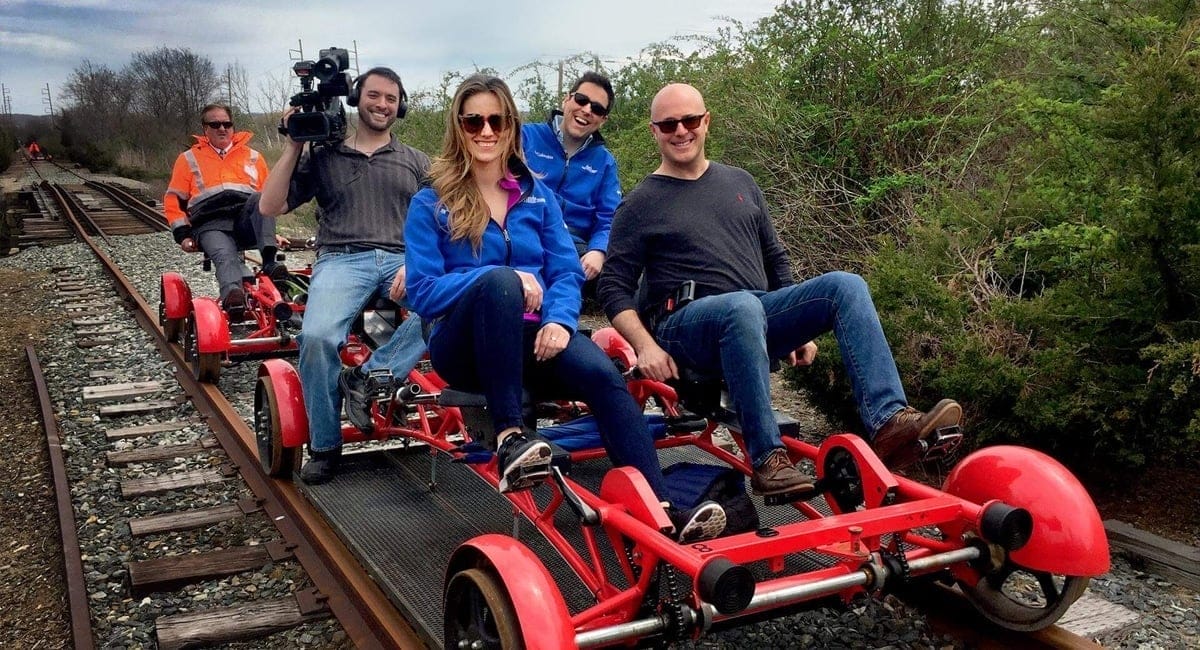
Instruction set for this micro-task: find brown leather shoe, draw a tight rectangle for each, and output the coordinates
[751,448,816,496]
[873,399,962,469]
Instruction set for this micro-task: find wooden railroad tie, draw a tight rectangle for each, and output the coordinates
[126,539,294,597]
[154,590,330,650]
[128,498,261,537]
[106,420,196,441]
[83,381,166,404]
[105,435,220,466]
[1105,519,1200,592]
[119,466,235,498]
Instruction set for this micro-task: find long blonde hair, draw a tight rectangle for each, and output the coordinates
[430,74,526,250]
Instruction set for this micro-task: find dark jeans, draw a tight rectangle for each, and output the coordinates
[429,268,669,499]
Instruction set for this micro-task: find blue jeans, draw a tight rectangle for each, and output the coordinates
[299,249,426,452]
[429,268,670,499]
[654,271,906,467]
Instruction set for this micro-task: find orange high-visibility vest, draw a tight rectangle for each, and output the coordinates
[163,131,269,230]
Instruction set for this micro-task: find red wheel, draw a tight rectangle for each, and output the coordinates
[255,376,299,478]
[443,568,523,650]
[185,314,221,383]
[159,276,186,342]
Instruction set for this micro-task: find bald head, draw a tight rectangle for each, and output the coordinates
[649,83,711,179]
[650,83,705,121]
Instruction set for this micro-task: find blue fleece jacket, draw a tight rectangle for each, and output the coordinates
[521,113,621,254]
[405,172,584,333]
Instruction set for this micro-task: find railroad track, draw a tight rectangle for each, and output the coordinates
[12,160,1117,649]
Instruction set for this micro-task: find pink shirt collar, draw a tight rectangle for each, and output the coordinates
[499,170,522,211]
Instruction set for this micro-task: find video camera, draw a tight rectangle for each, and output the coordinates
[281,46,352,144]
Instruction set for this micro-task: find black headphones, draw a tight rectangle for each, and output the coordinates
[347,67,408,119]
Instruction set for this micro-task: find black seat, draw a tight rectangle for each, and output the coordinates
[671,363,800,438]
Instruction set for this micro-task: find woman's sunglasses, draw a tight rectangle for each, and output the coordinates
[651,113,706,134]
[459,113,509,135]
[571,92,609,117]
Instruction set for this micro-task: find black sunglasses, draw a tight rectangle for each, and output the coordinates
[571,92,609,117]
[651,113,706,134]
[203,120,234,129]
[459,113,509,135]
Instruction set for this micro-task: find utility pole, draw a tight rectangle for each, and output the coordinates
[41,83,54,126]
[0,84,11,118]
[289,39,304,62]
[226,65,233,107]
[352,40,360,78]
[557,60,564,98]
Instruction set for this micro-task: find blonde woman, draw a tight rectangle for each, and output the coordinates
[405,75,724,543]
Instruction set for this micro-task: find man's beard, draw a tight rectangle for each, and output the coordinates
[359,110,395,134]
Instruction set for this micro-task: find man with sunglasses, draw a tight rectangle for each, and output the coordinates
[599,83,962,502]
[165,103,285,319]
[521,71,621,298]
[259,67,431,485]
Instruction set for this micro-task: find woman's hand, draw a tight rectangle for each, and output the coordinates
[514,270,543,313]
[535,323,570,362]
[580,251,605,280]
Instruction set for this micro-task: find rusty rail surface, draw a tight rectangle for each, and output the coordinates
[26,345,96,650]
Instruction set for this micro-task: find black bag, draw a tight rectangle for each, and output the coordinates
[662,462,760,536]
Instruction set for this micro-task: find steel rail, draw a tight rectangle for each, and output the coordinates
[84,180,169,231]
[41,182,107,241]
[26,345,96,650]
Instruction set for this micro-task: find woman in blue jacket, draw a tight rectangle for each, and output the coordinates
[405,74,724,542]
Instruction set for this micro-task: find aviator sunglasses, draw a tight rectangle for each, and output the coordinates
[571,92,610,117]
[651,113,706,134]
[203,120,234,129]
[459,113,510,135]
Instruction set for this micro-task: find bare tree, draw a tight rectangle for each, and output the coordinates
[61,59,137,147]
[223,61,253,116]
[126,47,219,139]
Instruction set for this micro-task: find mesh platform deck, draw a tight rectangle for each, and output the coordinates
[301,444,847,647]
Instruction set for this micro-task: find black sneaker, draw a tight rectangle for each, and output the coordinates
[667,500,728,543]
[299,447,341,485]
[339,367,374,434]
[495,433,552,493]
[221,287,246,321]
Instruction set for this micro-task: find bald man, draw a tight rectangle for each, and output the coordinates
[598,83,962,501]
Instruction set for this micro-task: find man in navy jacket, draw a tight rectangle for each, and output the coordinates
[521,71,621,295]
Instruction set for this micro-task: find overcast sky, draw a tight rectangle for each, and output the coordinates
[0,0,785,116]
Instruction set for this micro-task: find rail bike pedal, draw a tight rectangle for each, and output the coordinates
[498,459,553,493]
[499,438,571,493]
[919,424,964,462]
[362,368,396,401]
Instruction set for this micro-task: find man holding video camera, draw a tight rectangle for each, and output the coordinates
[260,63,430,485]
